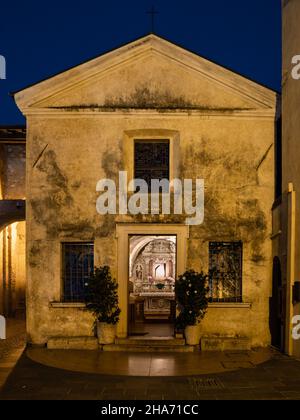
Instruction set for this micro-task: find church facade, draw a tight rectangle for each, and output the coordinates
[13,34,277,349]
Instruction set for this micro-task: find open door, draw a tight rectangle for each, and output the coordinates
[128,235,176,338]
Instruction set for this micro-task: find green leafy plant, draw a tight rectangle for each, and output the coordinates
[175,270,209,330]
[85,266,121,325]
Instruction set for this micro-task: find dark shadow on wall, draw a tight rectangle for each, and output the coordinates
[269,256,285,350]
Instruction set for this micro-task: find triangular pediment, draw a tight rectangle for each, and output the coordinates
[14,34,277,113]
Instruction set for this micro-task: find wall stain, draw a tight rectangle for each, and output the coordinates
[29,241,42,268]
[101,147,122,180]
[95,85,253,111]
[36,150,71,195]
[183,139,268,268]
[29,138,269,270]
[30,149,86,238]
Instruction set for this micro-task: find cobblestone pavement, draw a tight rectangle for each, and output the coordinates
[0,319,26,391]
[1,349,300,400]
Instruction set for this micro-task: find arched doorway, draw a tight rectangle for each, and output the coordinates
[0,221,26,318]
[269,257,284,350]
[129,235,176,337]
[0,199,26,318]
[116,224,189,339]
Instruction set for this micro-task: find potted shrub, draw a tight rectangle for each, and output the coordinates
[85,265,121,345]
[175,270,209,345]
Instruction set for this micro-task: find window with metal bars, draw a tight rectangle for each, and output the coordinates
[62,242,94,302]
[134,140,170,188]
[209,241,243,303]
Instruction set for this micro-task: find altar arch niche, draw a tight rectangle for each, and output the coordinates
[128,235,176,337]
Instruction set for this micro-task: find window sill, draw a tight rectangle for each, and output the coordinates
[49,302,86,308]
[208,302,251,309]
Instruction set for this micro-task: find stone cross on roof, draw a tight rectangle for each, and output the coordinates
[146,6,159,33]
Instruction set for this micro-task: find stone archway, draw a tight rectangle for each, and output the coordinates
[129,236,176,334]
[0,221,26,317]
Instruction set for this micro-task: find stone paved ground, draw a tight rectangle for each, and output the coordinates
[1,320,300,400]
[1,349,300,400]
[0,319,26,391]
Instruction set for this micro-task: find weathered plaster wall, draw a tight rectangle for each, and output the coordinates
[43,54,257,111]
[0,144,26,199]
[0,141,26,317]
[10,222,26,315]
[14,35,276,346]
[0,222,26,317]
[25,113,275,346]
[282,0,300,357]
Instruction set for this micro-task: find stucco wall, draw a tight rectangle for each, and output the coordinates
[282,0,300,357]
[25,114,275,346]
[0,144,26,199]
[0,140,26,317]
[13,35,276,346]
[283,0,300,279]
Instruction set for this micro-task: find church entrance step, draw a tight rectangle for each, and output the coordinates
[47,336,98,350]
[102,344,195,352]
[201,337,250,351]
[115,337,185,346]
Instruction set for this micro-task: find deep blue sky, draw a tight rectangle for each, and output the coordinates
[0,0,281,125]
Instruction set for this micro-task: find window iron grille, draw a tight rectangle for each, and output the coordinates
[62,242,94,302]
[134,140,170,189]
[209,241,243,303]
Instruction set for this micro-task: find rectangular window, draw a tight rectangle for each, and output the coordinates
[62,242,94,302]
[134,140,170,187]
[209,241,243,303]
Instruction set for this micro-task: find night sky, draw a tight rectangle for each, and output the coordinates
[0,0,281,125]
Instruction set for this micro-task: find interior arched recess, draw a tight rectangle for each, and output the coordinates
[0,221,26,317]
[129,235,176,276]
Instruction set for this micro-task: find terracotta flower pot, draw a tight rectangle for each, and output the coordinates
[184,325,201,345]
[97,322,116,344]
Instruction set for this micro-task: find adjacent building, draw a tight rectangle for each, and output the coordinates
[0,126,26,318]
[271,0,300,358]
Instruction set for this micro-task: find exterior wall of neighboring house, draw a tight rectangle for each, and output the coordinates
[14,35,277,347]
[274,0,300,357]
[0,127,26,317]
